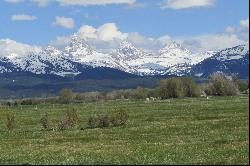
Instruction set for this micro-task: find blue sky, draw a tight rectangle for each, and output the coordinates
[0,0,249,52]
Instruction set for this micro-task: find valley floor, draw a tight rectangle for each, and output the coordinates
[0,96,249,164]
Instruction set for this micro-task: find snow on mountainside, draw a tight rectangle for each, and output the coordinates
[64,35,121,69]
[213,44,249,61]
[191,44,249,78]
[111,41,215,76]
[0,36,248,78]
[111,41,154,75]
[0,39,41,58]
[7,46,79,76]
[0,57,20,73]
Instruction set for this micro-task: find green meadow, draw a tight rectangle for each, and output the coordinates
[0,96,249,165]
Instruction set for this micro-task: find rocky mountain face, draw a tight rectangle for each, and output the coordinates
[0,35,248,79]
[190,45,249,79]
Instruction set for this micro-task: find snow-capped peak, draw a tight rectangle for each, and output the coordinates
[62,34,120,69]
[43,46,62,55]
[118,41,135,49]
[215,44,249,61]
[0,36,248,78]
[64,34,94,60]
[159,41,191,55]
[114,41,150,60]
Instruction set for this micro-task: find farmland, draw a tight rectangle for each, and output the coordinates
[0,96,249,165]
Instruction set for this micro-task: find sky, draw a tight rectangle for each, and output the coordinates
[0,0,249,54]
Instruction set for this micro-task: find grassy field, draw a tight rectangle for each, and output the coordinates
[0,96,249,165]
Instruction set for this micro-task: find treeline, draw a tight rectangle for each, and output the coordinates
[1,73,249,106]
[56,73,249,103]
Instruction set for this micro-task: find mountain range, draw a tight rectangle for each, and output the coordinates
[0,34,249,79]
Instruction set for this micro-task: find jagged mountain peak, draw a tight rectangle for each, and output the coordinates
[114,40,149,59]
[43,46,62,55]
[159,41,192,55]
[64,34,94,59]
[0,36,249,78]
[69,34,89,47]
[220,44,249,55]
[214,44,249,61]
[117,41,139,53]
[119,40,135,48]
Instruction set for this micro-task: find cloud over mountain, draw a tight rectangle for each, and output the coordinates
[53,16,75,29]
[162,0,215,9]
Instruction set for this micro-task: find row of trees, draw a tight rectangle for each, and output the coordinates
[57,73,248,104]
[1,73,248,106]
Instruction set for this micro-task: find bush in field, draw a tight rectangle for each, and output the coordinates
[156,78,182,99]
[205,73,239,96]
[111,109,129,126]
[98,114,110,128]
[20,99,40,105]
[56,108,78,131]
[133,87,149,99]
[57,118,69,131]
[105,91,121,100]
[21,99,33,105]
[6,113,15,130]
[59,88,74,104]
[7,102,12,107]
[14,101,18,107]
[87,116,99,128]
[237,81,249,92]
[66,108,78,128]
[156,77,201,99]
[40,113,51,130]
[181,77,199,97]
[76,92,103,102]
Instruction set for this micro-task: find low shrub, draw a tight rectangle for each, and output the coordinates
[205,73,239,96]
[181,77,199,97]
[66,108,78,128]
[238,81,249,92]
[111,109,129,126]
[40,113,51,130]
[87,116,99,128]
[56,108,78,131]
[6,113,15,130]
[132,87,150,99]
[98,114,110,128]
[59,88,74,104]
[57,118,69,131]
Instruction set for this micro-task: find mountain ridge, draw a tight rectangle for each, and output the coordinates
[0,35,249,79]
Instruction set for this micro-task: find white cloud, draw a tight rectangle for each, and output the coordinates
[31,0,51,7]
[162,0,215,9]
[11,14,37,21]
[157,35,172,45]
[225,26,237,34]
[49,36,72,49]
[51,20,249,53]
[4,0,24,4]
[53,16,75,29]
[51,23,128,52]
[240,18,249,30]
[78,23,128,41]
[97,23,128,41]
[177,34,246,52]
[58,0,136,6]
[124,2,147,9]
[0,39,41,58]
